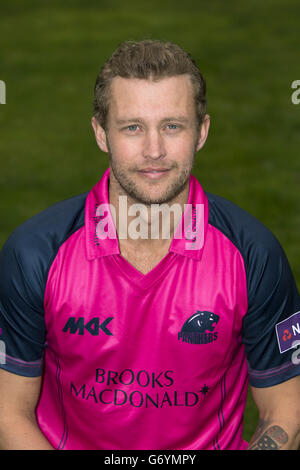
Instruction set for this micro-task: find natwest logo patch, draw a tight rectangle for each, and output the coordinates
[178,311,219,345]
[276,311,300,353]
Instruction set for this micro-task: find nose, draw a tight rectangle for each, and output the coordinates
[142,130,166,160]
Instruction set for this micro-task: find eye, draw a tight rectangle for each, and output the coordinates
[165,123,181,132]
[127,124,139,132]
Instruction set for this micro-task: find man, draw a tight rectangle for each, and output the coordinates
[0,40,300,450]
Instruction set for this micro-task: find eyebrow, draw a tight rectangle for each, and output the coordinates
[115,116,190,126]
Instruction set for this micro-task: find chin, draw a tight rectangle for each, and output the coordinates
[131,186,185,206]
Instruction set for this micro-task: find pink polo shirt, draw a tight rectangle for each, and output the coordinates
[1,169,300,449]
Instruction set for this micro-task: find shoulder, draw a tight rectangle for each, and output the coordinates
[9,191,87,243]
[3,192,87,248]
[205,191,283,264]
[0,192,88,287]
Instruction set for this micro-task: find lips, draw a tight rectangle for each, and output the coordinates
[137,168,171,179]
[139,168,170,172]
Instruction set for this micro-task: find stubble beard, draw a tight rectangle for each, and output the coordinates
[108,151,195,207]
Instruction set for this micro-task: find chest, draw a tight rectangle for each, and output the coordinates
[44,247,247,373]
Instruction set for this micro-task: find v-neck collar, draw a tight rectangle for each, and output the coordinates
[111,251,178,291]
[85,169,209,279]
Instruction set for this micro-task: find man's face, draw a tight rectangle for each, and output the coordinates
[92,75,209,205]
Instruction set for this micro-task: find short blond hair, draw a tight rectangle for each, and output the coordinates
[93,40,207,129]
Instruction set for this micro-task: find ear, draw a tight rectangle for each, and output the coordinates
[91,116,109,153]
[195,114,210,152]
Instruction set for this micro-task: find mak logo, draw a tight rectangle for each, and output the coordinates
[178,311,219,345]
[62,316,113,336]
[276,311,300,353]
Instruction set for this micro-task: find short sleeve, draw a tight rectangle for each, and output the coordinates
[242,229,300,387]
[0,228,46,377]
[0,192,87,378]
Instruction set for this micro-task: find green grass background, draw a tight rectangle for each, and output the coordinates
[1,0,300,443]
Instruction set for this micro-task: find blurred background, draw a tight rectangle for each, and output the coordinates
[1,0,300,443]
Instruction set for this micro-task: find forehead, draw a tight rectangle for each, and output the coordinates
[108,75,196,121]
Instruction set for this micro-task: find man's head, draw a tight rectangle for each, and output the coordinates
[92,40,210,206]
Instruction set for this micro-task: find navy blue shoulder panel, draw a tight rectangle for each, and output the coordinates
[206,191,300,387]
[0,192,87,376]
